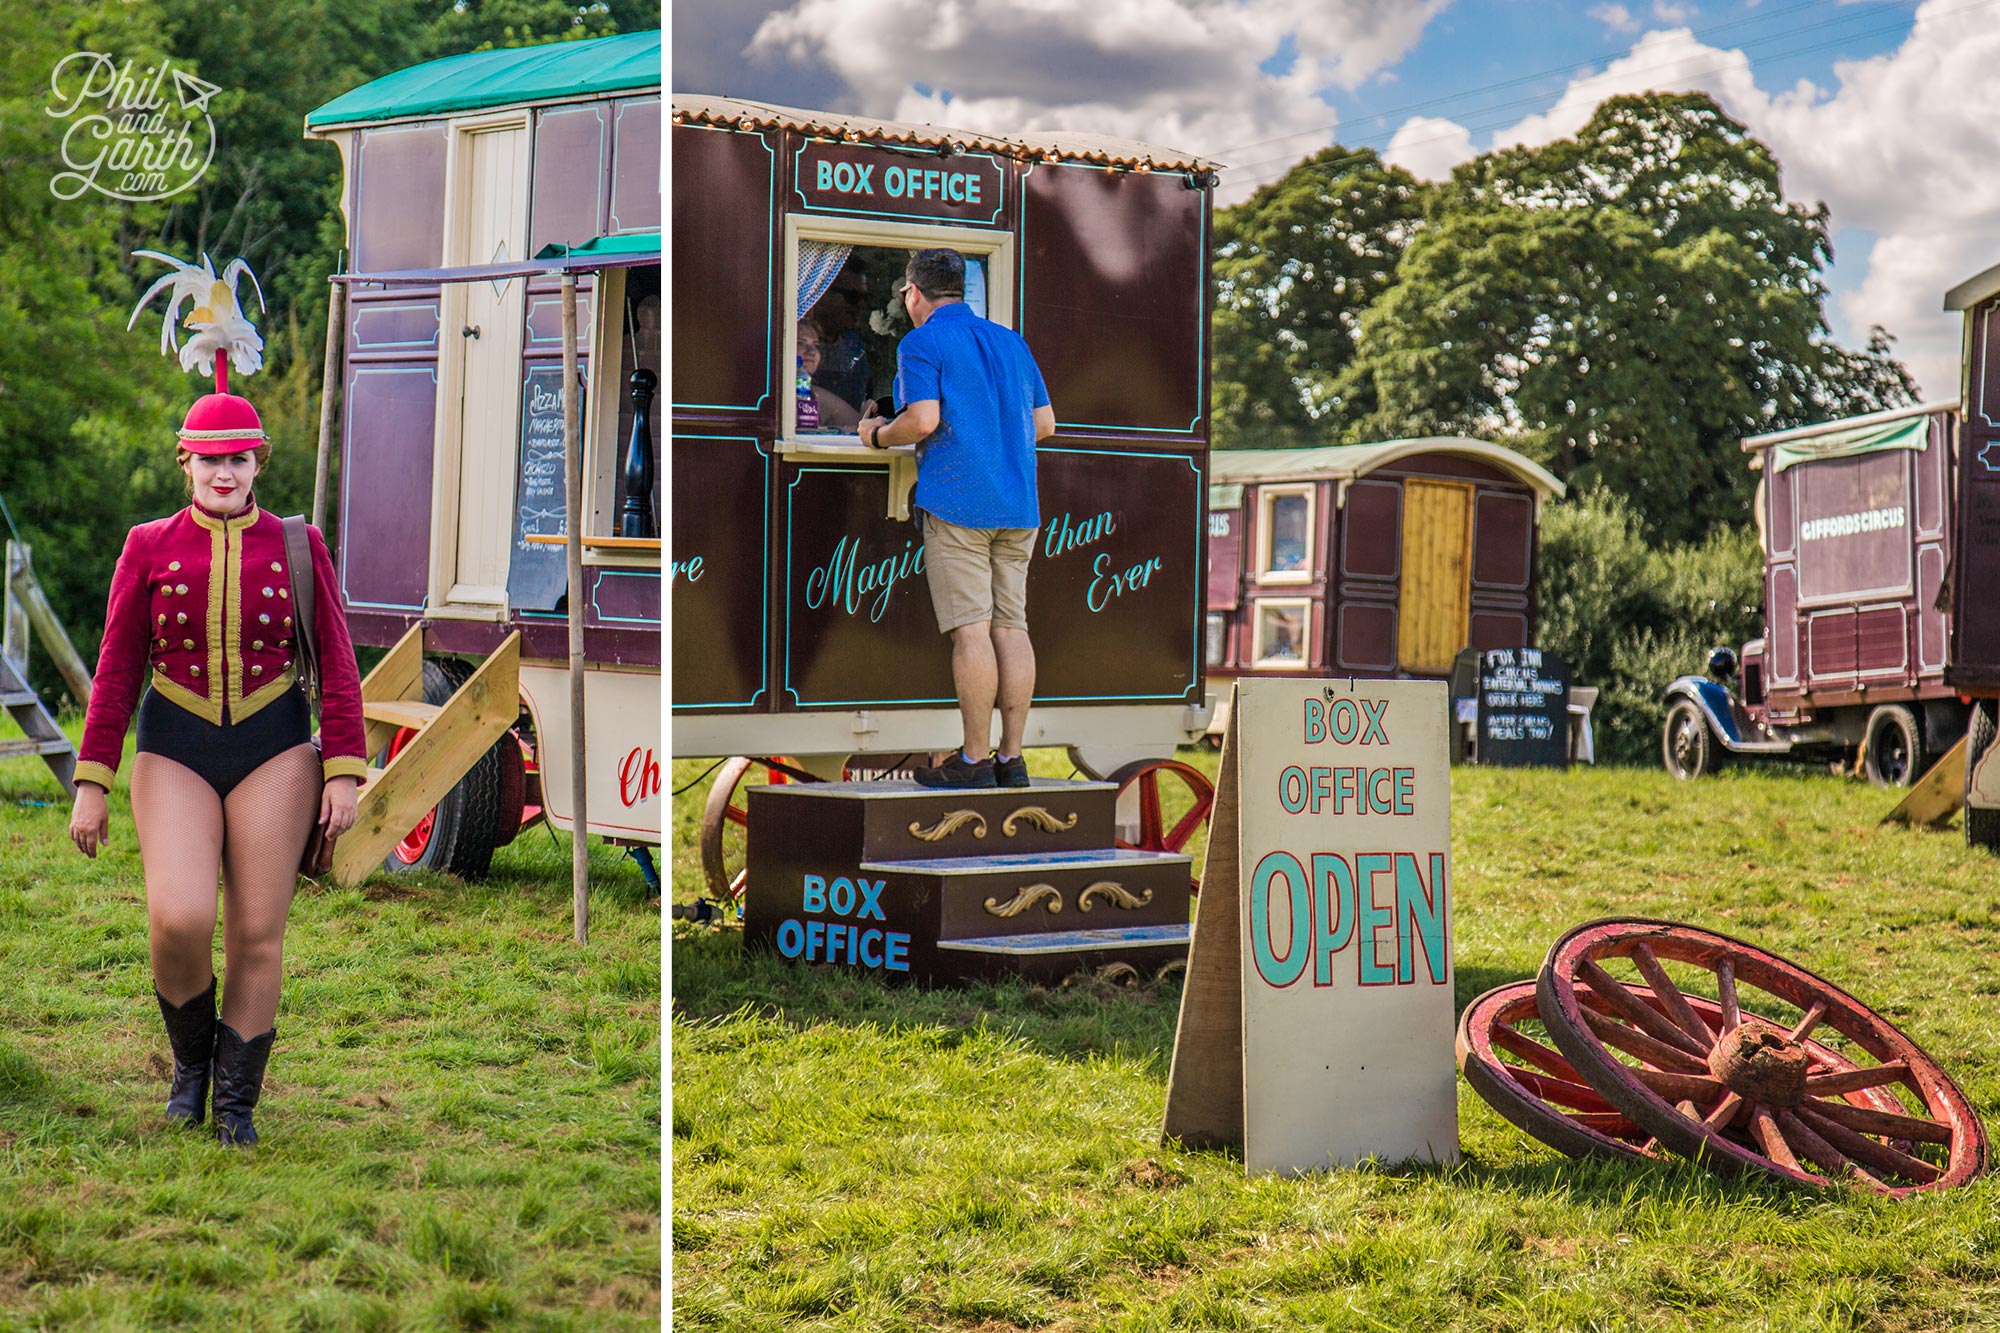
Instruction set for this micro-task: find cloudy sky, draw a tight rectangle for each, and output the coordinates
[673,0,2000,400]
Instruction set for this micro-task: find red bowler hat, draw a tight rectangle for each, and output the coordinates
[177,393,267,456]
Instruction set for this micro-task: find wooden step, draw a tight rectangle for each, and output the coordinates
[0,737,72,759]
[0,690,37,708]
[938,924,1192,955]
[363,699,442,730]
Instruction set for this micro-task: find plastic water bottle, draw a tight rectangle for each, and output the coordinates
[796,359,819,431]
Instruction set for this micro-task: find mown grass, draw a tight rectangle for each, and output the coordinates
[672,750,2000,1330]
[0,723,660,1331]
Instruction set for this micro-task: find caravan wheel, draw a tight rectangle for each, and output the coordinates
[378,659,505,879]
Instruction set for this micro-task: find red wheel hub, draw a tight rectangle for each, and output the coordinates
[387,726,436,864]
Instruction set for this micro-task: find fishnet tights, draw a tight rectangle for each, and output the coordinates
[130,743,322,1034]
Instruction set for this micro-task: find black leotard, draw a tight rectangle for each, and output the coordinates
[135,686,311,799]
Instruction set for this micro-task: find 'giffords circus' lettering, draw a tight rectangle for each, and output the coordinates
[804,534,925,623]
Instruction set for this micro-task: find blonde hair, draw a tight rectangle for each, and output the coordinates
[178,443,272,496]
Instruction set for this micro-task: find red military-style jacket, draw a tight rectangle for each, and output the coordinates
[76,501,369,791]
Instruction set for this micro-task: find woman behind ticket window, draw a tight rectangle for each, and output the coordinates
[797,318,861,432]
[68,255,368,1147]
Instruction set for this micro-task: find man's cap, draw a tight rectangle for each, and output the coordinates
[177,393,267,455]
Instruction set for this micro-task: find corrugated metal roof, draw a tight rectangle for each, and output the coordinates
[306,31,659,130]
[670,94,1219,172]
[1209,437,1566,500]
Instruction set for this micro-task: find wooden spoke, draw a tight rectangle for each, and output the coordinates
[1794,1105,1943,1184]
[1807,1097,1955,1146]
[1568,1110,1645,1136]
[1630,1066,1726,1102]
[1777,1109,1889,1193]
[1749,1105,1802,1173]
[1702,1091,1744,1130]
[1506,1067,1616,1114]
[1629,943,1715,1046]
[1580,960,1713,1059]
[1577,1005,1711,1074]
[1788,1000,1828,1043]
[1715,956,1741,1033]
[1491,1023,1587,1082]
[1804,1062,1912,1098]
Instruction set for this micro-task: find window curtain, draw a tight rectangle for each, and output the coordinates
[796,240,852,317]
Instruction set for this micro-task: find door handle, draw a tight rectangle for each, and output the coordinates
[462,324,481,339]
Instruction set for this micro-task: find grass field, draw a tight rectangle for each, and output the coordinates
[672,750,2000,1331]
[0,728,661,1332]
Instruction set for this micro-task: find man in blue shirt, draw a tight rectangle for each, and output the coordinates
[860,249,1054,789]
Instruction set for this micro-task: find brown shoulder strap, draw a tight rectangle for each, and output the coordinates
[282,516,321,710]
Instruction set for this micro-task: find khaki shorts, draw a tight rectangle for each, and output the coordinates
[922,513,1036,633]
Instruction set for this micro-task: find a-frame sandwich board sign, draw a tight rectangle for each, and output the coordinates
[1163,677,1459,1174]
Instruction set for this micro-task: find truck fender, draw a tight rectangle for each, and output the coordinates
[1664,676,1749,751]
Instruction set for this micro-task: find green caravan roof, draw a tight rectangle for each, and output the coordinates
[306,30,659,130]
[1741,400,1957,473]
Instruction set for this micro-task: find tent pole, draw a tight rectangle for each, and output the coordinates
[562,272,589,944]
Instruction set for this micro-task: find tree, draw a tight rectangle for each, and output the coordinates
[1210,147,1429,449]
[1333,92,1915,543]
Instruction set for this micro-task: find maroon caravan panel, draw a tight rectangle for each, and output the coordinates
[1953,298,2000,690]
[353,125,447,271]
[1337,603,1395,672]
[339,288,438,633]
[1033,448,1202,702]
[672,122,776,417]
[1856,605,1908,679]
[1473,492,1532,587]
[1808,610,1858,686]
[672,434,771,710]
[1207,505,1242,610]
[1340,480,1399,578]
[1795,451,1913,604]
[609,96,661,234]
[1019,163,1204,437]
[780,465,955,708]
[1469,610,1529,651]
[1768,565,1799,687]
[530,103,610,254]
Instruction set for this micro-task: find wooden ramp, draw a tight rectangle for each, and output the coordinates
[331,626,520,886]
[1882,735,1966,828]
[0,653,75,795]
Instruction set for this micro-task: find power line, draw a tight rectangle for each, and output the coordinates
[1221,0,1989,195]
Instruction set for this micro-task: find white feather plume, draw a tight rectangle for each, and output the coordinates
[128,250,266,378]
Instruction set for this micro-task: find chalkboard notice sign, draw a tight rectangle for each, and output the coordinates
[1476,647,1571,768]
[507,362,585,612]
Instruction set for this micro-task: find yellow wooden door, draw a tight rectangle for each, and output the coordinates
[1397,479,1474,675]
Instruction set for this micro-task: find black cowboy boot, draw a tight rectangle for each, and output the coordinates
[212,1023,276,1146]
[154,979,217,1125]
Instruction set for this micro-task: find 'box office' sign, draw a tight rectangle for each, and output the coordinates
[793,140,1008,226]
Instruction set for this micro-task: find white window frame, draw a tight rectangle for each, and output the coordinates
[777,211,1016,460]
[1204,611,1227,668]
[1256,483,1315,584]
[1251,597,1312,669]
[581,265,661,570]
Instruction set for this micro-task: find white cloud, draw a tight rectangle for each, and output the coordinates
[1652,0,1695,22]
[746,0,1450,203]
[1383,115,1477,179]
[1590,4,1640,33]
[1397,6,2000,398]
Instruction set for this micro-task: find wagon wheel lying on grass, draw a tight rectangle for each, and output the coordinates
[698,756,811,903]
[1105,758,1215,896]
[1535,918,1988,1195]
[1459,980,1915,1167]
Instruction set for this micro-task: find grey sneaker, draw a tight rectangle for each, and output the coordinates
[993,755,1030,788]
[914,751,997,789]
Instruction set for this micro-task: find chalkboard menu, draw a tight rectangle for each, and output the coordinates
[1476,647,1571,768]
[507,362,585,612]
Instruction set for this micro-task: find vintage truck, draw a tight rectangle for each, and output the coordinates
[1661,399,1967,789]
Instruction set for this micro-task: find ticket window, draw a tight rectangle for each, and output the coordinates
[584,264,663,565]
[779,216,1013,455]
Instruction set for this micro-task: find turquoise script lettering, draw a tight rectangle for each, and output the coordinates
[1086,550,1163,611]
[668,555,704,584]
[803,534,925,623]
[1043,509,1116,558]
